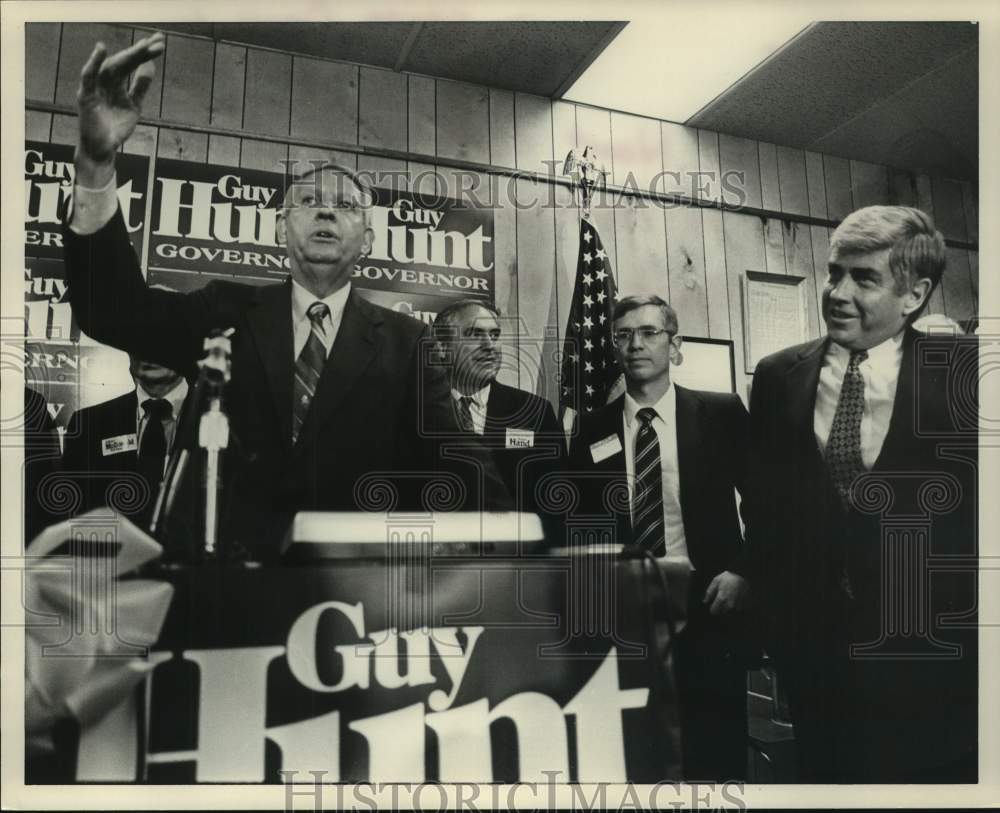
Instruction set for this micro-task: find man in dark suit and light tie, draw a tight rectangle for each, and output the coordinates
[748,205,977,782]
[61,356,189,531]
[431,299,564,539]
[63,33,509,559]
[568,294,753,781]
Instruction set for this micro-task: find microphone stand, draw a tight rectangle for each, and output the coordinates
[149,329,233,560]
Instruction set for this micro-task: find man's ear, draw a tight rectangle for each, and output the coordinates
[275,210,287,246]
[433,339,450,365]
[360,226,374,259]
[669,334,683,365]
[902,277,932,317]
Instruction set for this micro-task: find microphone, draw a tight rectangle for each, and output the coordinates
[149,328,234,558]
[197,329,234,557]
[200,329,234,386]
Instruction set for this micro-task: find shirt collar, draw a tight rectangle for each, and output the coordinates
[136,377,188,419]
[623,383,676,428]
[826,330,904,376]
[451,382,492,408]
[291,279,351,327]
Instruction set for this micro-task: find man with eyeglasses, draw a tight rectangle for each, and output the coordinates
[568,294,753,781]
[431,299,564,541]
[61,33,510,558]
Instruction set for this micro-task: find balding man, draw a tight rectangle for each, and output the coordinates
[63,33,509,557]
[432,299,564,540]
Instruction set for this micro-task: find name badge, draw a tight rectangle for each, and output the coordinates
[505,428,535,449]
[590,434,622,463]
[102,433,137,456]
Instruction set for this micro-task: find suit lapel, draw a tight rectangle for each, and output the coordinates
[589,397,630,544]
[310,289,380,434]
[873,328,918,470]
[245,281,294,450]
[588,396,627,474]
[484,381,509,437]
[674,385,704,542]
[785,337,828,448]
[114,391,140,467]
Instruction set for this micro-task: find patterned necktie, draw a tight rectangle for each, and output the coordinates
[632,407,666,555]
[826,349,869,507]
[292,302,330,444]
[457,395,475,433]
[138,398,172,522]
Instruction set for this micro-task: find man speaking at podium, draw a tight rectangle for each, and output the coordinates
[63,32,510,558]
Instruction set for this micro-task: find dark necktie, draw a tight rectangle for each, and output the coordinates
[138,398,171,516]
[293,302,330,444]
[457,395,475,433]
[826,349,869,507]
[632,407,665,555]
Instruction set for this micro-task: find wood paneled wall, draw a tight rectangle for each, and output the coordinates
[28,23,980,402]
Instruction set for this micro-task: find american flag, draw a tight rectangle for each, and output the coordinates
[559,217,622,422]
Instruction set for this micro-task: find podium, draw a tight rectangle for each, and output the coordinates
[67,519,689,782]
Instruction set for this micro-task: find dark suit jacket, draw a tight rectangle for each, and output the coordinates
[60,390,197,540]
[24,387,62,542]
[61,391,146,518]
[64,209,511,558]
[567,385,750,583]
[565,384,754,778]
[479,381,565,537]
[747,328,977,775]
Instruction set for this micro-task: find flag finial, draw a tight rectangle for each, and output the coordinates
[563,146,607,218]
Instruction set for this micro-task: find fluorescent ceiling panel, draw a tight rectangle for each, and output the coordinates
[564,9,814,123]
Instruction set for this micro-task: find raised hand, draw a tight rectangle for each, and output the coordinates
[75,32,165,186]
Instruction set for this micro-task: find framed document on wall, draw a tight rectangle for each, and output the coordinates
[671,337,736,395]
[741,270,808,373]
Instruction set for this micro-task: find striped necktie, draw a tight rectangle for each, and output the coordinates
[138,398,171,526]
[457,395,475,433]
[292,302,330,444]
[826,349,868,507]
[632,407,666,555]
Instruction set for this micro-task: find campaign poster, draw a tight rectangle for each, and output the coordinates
[25,140,149,261]
[23,142,151,426]
[147,158,495,315]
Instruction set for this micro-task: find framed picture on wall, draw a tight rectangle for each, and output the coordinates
[741,270,808,373]
[671,336,736,395]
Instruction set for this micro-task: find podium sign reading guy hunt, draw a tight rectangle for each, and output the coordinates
[148,159,495,308]
[96,560,679,783]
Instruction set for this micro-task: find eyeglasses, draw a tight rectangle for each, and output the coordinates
[612,327,672,345]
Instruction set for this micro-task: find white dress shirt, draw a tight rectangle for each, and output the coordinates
[136,377,189,474]
[291,279,351,359]
[814,332,904,469]
[622,386,690,563]
[71,175,352,362]
[450,384,491,435]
